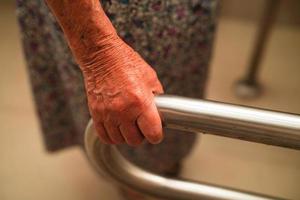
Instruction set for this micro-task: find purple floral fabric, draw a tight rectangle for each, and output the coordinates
[17,0,218,174]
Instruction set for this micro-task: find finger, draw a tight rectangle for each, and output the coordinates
[104,122,125,144]
[119,122,144,146]
[147,68,164,94]
[94,122,114,144]
[137,100,163,144]
[153,80,164,94]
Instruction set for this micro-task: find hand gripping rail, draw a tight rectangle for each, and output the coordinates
[85,95,300,200]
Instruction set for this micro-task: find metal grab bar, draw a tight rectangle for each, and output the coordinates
[85,95,300,200]
[155,96,300,150]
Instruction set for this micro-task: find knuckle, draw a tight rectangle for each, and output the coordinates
[148,69,159,82]
[128,91,147,109]
[129,91,141,103]
[89,101,104,115]
[108,100,126,114]
[146,66,156,76]
[88,100,98,111]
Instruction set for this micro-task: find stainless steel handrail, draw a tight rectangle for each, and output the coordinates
[85,95,300,200]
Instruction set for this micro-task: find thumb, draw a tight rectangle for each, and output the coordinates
[137,99,163,144]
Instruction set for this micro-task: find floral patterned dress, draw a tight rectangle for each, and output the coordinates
[16,0,218,174]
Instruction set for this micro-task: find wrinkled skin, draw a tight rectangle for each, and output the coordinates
[45,0,164,146]
[83,36,164,146]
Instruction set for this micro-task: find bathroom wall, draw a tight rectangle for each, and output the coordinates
[221,0,300,25]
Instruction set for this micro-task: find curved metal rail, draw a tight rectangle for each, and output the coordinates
[85,95,300,200]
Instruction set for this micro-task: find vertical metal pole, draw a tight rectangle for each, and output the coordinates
[235,0,280,98]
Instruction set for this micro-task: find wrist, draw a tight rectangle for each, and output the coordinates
[80,36,128,86]
[68,14,118,61]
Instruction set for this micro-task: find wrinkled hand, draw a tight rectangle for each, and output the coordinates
[44,0,163,145]
[80,35,164,146]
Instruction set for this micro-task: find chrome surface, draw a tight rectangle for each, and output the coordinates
[155,95,300,149]
[85,95,300,200]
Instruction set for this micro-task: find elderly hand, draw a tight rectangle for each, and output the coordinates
[81,36,164,146]
[45,0,163,146]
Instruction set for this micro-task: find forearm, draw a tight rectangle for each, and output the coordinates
[45,0,118,66]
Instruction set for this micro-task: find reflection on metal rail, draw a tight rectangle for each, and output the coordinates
[85,95,300,200]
